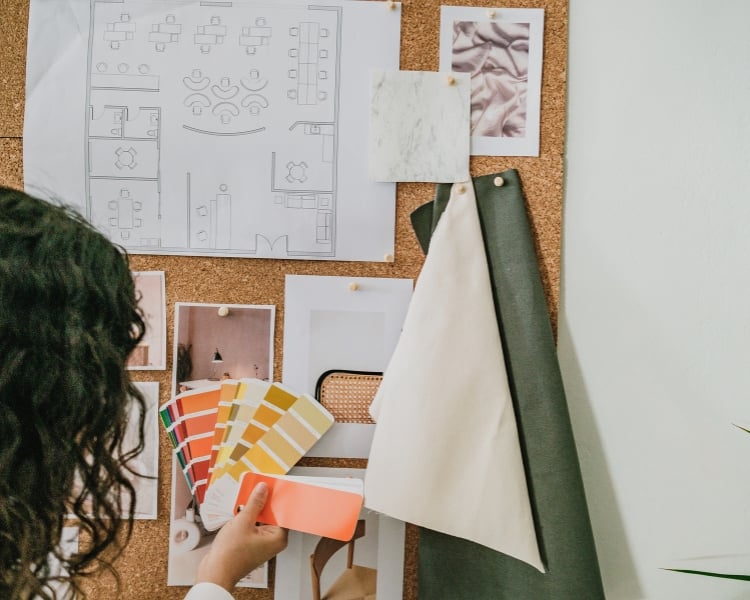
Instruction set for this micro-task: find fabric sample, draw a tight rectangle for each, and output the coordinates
[412,170,605,600]
[369,69,470,183]
[365,180,543,572]
[452,21,530,138]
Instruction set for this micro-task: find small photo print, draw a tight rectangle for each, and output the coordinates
[172,302,275,397]
[282,275,412,458]
[128,271,166,370]
[439,7,545,156]
[453,20,530,138]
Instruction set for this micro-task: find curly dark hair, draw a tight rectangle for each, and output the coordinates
[0,187,147,599]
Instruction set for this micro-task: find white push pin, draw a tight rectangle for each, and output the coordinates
[217,306,230,317]
[488,9,496,19]
[493,176,505,187]
[387,0,397,10]
[457,184,466,194]
[348,281,360,291]
[384,253,394,263]
[446,74,456,86]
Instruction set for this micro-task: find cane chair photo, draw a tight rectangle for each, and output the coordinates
[314,370,382,424]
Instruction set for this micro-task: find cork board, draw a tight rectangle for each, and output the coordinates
[0,0,567,598]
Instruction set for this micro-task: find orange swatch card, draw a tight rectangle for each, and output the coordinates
[235,472,364,542]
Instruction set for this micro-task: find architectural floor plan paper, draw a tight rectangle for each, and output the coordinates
[24,0,401,262]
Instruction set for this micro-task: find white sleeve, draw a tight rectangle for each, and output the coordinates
[183,582,234,600]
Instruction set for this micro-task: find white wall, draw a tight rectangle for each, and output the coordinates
[560,1,750,599]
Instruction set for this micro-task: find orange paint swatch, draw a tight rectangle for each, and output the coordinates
[235,472,363,541]
[209,381,242,476]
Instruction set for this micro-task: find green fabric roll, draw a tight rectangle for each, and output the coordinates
[412,170,604,600]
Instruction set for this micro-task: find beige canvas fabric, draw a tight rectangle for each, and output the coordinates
[365,182,543,572]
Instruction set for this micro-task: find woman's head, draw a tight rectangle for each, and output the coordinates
[0,187,146,599]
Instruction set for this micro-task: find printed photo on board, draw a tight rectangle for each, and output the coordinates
[172,302,275,397]
[127,271,166,370]
[439,6,545,156]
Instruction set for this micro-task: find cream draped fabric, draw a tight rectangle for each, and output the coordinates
[364,181,543,573]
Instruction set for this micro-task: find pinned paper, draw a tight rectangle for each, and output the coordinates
[128,271,166,370]
[126,382,160,519]
[369,70,470,183]
[25,0,401,263]
[365,181,544,572]
[281,274,413,459]
[439,6,545,156]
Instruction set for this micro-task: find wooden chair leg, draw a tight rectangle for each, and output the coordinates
[310,553,322,600]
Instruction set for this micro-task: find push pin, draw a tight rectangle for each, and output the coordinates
[488,9,496,18]
[446,74,456,86]
[387,0,397,10]
[348,281,360,291]
[457,184,466,194]
[217,306,230,317]
[384,253,395,263]
[493,176,505,187]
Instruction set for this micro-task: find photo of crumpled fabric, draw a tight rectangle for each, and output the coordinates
[451,21,530,138]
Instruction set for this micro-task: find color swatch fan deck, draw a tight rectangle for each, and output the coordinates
[160,379,362,538]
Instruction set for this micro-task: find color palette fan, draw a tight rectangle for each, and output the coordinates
[159,379,364,538]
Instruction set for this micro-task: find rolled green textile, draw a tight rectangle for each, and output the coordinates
[412,170,604,600]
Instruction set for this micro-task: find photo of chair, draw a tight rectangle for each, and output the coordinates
[315,370,382,424]
[309,519,376,600]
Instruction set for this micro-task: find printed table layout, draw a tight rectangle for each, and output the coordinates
[25,0,401,261]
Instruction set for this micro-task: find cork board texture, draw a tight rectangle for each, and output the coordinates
[0,0,567,598]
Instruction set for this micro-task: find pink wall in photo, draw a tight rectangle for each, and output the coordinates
[133,272,164,367]
[176,304,273,382]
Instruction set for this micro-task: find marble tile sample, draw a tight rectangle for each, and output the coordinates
[369,70,470,183]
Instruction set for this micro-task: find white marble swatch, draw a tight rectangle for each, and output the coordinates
[369,70,470,183]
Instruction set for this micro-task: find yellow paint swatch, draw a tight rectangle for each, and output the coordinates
[213,382,297,482]
[224,393,334,481]
[290,394,337,435]
[210,379,270,483]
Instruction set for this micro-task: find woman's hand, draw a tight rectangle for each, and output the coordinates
[196,482,288,591]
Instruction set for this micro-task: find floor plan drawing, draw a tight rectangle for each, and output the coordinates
[24,0,401,262]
